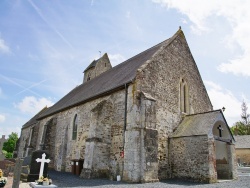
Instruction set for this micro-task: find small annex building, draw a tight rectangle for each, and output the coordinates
[171,110,236,180]
[16,28,237,183]
[235,135,250,166]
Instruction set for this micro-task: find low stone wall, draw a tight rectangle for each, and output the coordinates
[170,135,214,183]
[236,149,250,166]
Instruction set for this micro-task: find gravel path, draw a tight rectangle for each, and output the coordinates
[47,170,250,188]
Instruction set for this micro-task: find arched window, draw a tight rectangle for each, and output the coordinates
[72,115,78,140]
[180,79,189,114]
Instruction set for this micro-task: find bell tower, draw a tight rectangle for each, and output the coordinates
[83,53,112,83]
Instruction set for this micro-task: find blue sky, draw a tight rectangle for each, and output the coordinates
[1,0,250,137]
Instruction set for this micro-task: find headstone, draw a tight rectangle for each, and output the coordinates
[27,150,50,182]
[23,156,31,166]
[36,153,50,178]
[20,156,31,182]
[12,158,24,188]
[0,135,7,161]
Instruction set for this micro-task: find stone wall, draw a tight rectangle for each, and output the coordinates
[18,128,30,158]
[170,135,213,182]
[236,149,250,166]
[215,141,237,180]
[227,144,237,179]
[135,31,213,179]
[18,124,40,158]
[123,87,158,182]
[36,89,125,175]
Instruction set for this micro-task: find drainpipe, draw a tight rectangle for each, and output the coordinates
[124,83,128,134]
[122,83,128,179]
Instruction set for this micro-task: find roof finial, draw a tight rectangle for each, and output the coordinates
[179,26,182,30]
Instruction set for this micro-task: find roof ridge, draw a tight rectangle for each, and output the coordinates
[78,34,173,87]
[113,28,184,69]
[22,106,48,128]
[38,28,187,119]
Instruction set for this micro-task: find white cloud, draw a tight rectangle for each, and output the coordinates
[152,0,250,77]
[218,53,250,77]
[205,81,246,126]
[15,96,54,115]
[0,114,5,123]
[0,37,10,54]
[109,54,126,66]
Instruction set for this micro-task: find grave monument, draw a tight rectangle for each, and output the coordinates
[27,150,50,182]
[0,135,7,161]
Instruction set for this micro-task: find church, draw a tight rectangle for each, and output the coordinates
[17,28,237,183]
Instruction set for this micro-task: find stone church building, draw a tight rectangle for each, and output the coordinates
[17,28,237,183]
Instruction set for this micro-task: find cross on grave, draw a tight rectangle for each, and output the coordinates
[36,153,50,178]
[217,125,223,137]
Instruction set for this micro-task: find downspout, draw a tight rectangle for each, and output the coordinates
[122,83,128,179]
[124,83,128,134]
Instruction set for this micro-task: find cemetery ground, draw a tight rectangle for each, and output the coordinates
[4,169,250,188]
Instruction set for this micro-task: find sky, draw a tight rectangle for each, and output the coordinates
[1,0,250,138]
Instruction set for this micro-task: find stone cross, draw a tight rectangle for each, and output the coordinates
[0,135,7,160]
[12,158,23,188]
[217,125,223,137]
[36,153,50,178]
[0,135,6,148]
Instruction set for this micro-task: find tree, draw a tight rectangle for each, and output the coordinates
[230,101,250,135]
[241,101,250,125]
[231,121,250,135]
[2,132,18,158]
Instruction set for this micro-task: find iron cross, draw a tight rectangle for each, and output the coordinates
[217,125,223,137]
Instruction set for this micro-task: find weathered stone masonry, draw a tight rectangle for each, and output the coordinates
[135,32,213,179]
[36,90,126,178]
[17,29,237,183]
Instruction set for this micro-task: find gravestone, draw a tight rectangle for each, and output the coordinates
[0,135,7,161]
[27,150,50,182]
[12,158,23,188]
[36,153,50,178]
[20,156,31,182]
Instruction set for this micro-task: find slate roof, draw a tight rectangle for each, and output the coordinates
[172,110,235,141]
[172,110,221,137]
[38,29,184,119]
[22,107,48,129]
[235,135,250,149]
